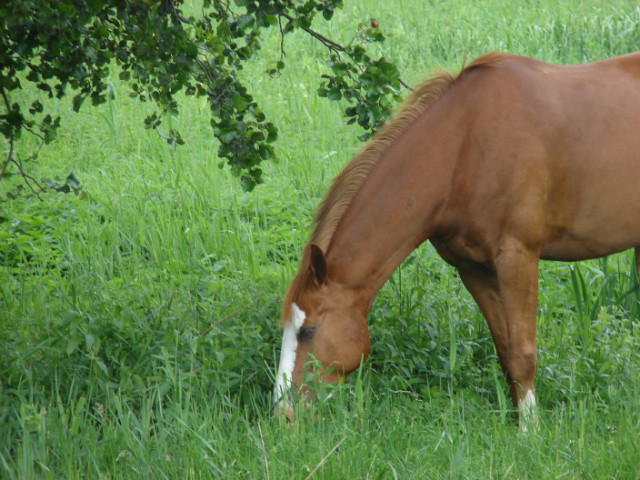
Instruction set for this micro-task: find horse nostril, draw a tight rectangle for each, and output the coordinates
[274,398,295,422]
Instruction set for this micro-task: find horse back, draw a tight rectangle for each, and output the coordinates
[439,52,640,262]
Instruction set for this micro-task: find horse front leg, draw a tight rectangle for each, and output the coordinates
[456,266,510,378]
[493,239,540,431]
[457,240,540,431]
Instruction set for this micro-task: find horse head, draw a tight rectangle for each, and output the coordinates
[274,244,370,420]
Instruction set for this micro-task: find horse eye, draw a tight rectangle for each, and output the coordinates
[297,326,316,342]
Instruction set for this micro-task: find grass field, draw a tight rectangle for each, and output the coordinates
[2,0,640,478]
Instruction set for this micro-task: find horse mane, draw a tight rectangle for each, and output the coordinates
[281,52,511,323]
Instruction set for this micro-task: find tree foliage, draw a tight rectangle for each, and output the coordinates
[0,0,407,194]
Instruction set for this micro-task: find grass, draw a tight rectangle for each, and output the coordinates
[2,0,640,478]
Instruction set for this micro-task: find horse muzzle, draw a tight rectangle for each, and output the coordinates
[274,397,297,421]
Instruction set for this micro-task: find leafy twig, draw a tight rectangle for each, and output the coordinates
[279,12,412,92]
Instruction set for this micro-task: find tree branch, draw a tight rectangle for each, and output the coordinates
[1,86,45,199]
[8,156,44,200]
[0,87,14,181]
[398,77,412,91]
[280,12,345,53]
[278,14,286,61]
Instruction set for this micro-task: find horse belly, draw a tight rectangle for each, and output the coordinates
[540,183,640,261]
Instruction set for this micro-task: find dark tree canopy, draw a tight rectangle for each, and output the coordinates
[0,0,406,195]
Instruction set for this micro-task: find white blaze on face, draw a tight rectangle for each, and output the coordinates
[274,303,306,405]
[518,389,538,433]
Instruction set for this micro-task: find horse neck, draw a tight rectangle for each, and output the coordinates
[324,113,458,305]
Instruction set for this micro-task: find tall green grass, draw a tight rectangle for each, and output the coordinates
[2,0,640,478]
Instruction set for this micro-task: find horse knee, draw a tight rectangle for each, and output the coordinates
[507,347,537,388]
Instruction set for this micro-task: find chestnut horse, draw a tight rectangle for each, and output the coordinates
[274,52,640,426]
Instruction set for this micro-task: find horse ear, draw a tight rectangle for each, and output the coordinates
[309,243,327,286]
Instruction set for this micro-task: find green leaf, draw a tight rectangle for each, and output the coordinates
[331,62,349,75]
[29,100,43,115]
[328,88,342,101]
[232,95,248,112]
[65,172,81,191]
[66,335,83,355]
[219,130,237,142]
[93,359,109,376]
[62,311,83,324]
[72,94,85,113]
[236,14,254,31]
[266,123,278,142]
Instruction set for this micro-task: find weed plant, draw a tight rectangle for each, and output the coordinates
[2,0,640,478]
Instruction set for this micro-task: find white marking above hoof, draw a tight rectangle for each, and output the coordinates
[518,389,538,433]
